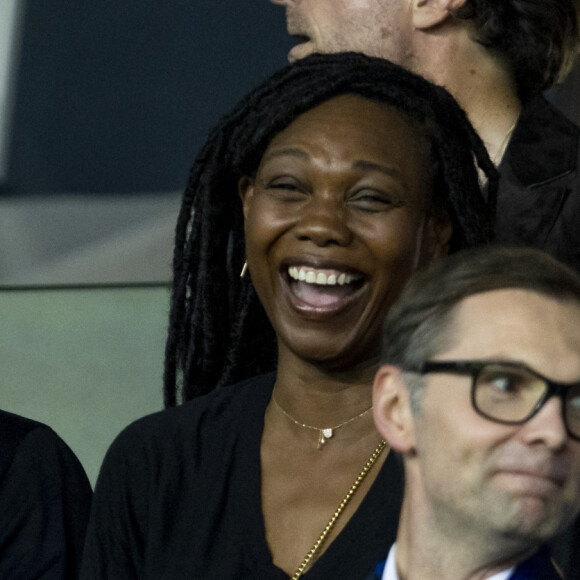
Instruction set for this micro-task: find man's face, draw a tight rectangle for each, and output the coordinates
[270,0,414,64]
[410,289,580,543]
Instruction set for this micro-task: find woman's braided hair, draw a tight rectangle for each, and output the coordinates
[164,52,498,407]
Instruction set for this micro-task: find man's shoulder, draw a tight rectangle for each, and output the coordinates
[358,559,386,580]
[522,95,579,137]
[136,372,273,426]
[505,95,580,188]
[511,546,564,580]
[0,409,62,477]
[0,408,49,442]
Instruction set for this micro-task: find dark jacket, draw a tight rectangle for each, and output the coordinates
[0,409,92,578]
[366,545,563,580]
[496,95,580,272]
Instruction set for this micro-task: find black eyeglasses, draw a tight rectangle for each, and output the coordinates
[409,360,580,441]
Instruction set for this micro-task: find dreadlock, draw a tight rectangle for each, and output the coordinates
[164,51,498,407]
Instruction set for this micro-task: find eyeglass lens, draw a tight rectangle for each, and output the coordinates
[473,363,580,439]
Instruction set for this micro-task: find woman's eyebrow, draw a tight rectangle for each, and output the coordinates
[261,151,403,180]
[353,160,402,179]
[261,147,309,163]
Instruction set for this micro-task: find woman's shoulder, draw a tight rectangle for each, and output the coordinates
[106,372,276,461]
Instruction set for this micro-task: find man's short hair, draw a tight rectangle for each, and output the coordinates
[380,246,580,409]
[451,0,579,99]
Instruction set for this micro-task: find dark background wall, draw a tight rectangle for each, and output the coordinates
[5,0,292,194]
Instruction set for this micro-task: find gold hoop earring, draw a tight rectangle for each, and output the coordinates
[240,261,248,278]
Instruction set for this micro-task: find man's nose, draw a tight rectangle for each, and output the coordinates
[521,396,568,450]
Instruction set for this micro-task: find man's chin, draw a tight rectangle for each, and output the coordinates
[493,497,570,543]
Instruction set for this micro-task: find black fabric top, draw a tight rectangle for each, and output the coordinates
[497,95,580,272]
[81,373,403,579]
[0,409,92,578]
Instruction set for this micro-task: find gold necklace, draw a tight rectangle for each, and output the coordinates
[291,439,388,579]
[272,395,373,449]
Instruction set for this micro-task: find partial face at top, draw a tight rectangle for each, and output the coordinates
[239,95,450,372]
[376,289,580,545]
[270,0,415,64]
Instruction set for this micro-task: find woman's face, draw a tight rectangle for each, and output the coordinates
[239,94,451,371]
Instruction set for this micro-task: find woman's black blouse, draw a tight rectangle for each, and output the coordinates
[80,373,403,579]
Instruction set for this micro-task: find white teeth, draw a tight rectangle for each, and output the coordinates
[288,267,356,286]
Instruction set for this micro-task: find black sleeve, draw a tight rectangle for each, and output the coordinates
[0,426,93,579]
[80,424,151,580]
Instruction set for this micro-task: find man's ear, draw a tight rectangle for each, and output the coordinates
[373,365,416,453]
[412,0,468,30]
[418,210,452,267]
[238,176,254,220]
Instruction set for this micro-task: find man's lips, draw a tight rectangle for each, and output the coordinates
[286,23,314,62]
[494,466,568,495]
[287,39,314,62]
[289,32,310,44]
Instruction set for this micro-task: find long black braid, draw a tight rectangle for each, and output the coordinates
[164,52,499,407]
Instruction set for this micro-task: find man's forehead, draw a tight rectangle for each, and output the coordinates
[454,288,580,325]
[440,288,580,380]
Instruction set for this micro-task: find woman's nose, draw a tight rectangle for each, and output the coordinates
[293,196,353,247]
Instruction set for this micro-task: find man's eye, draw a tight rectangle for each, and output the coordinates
[569,394,580,411]
[481,371,525,396]
[489,376,517,393]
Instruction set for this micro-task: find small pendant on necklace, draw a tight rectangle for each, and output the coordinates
[317,428,334,450]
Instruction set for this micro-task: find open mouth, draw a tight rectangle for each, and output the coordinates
[285,265,365,309]
[291,34,310,45]
[287,34,314,62]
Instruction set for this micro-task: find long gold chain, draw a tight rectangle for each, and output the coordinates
[291,439,388,579]
[272,395,373,449]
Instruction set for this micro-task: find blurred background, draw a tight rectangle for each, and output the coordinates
[0,1,577,485]
[0,0,291,485]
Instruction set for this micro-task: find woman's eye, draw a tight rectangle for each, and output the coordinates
[349,190,394,212]
[265,177,307,202]
[269,181,299,191]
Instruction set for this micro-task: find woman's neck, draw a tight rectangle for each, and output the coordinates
[272,347,379,429]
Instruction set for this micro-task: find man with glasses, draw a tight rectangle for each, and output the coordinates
[371,246,580,579]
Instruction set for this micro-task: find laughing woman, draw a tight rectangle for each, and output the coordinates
[81,53,496,579]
